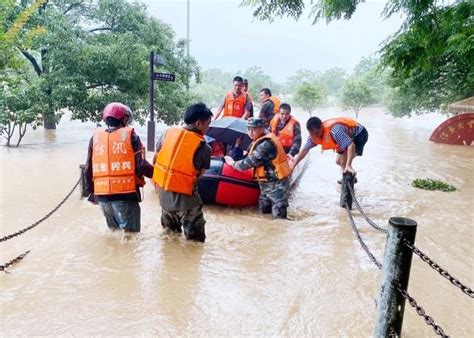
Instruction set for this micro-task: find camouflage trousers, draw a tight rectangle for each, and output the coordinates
[161,205,206,242]
[258,177,290,219]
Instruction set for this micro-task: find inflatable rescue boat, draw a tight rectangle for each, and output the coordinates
[197,156,306,207]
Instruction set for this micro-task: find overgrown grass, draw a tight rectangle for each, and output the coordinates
[412,178,457,192]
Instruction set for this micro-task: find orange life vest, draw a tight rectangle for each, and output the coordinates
[310,117,358,151]
[248,133,291,182]
[152,127,204,195]
[223,91,247,118]
[269,96,281,114]
[92,127,138,195]
[270,115,297,148]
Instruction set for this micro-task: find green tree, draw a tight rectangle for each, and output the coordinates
[381,2,474,117]
[6,0,199,130]
[240,66,280,102]
[285,69,321,93]
[243,0,474,116]
[294,82,325,116]
[0,0,47,146]
[353,56,388,103]
[340,77,373,118]
[319,67,347,97]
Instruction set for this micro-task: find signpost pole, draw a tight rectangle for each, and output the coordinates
[147,51,156,152]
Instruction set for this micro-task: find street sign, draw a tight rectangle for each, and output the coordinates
[153,72,176,82]
[153,54,166,66]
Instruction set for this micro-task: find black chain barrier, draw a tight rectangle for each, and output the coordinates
[0,177,81,243]
[394,282,449,337]
[404,240,474,299]
[345,205,382,269]
[347,183,388,233]
[0,250,30,273]
[344,183,450,337]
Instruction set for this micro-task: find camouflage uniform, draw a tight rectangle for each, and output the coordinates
[160,205,206,242]
[232,136,290,219]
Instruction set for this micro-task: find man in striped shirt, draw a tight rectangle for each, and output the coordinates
[291,116,369,179]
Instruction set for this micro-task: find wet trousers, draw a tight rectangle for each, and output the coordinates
[161,205,206,242]
[99,201,141,232]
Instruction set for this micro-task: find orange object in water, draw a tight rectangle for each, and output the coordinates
[248,133,291,182]
[153,127,204,195]
[92,127,137,195]
[310,117,358,152]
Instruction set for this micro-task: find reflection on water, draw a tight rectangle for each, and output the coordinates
[1,108,473,336]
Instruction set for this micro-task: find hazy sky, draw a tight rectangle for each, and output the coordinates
[141,0,403,82]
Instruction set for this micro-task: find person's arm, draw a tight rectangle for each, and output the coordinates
[242,95,252,120]
[258,101,274,121]
[290,136,315,170]
[214,97,226,120]
[289,122,302,157]
[132,133,154,178]
[152,132,165,165]
[291,148,309,170]
[225,140,274,171]
[84,137,94,195]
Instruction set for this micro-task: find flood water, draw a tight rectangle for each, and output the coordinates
[1,107,473,336]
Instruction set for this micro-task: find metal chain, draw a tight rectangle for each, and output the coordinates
[404,240,474,299]
[394,282,449,337]
[345,204,449,337]
[0,250,30,273]
[346,183,388,233]
[0,177,81,243]
[345,205,382,269]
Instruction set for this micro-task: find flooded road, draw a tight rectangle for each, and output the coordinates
[1,107,473,336]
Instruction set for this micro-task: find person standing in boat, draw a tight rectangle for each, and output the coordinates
[214,76,252,120]
[153,103,213,242]
[84,102,154,233]
[269,103,302,157]
[291,116,369,182]
[224,118,291,219]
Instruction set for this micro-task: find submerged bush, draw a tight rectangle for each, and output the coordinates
[412,178,457,192]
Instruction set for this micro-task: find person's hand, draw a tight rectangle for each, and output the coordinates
[289,161,296,172]
[344,165,357,176]
[224,156,235,166]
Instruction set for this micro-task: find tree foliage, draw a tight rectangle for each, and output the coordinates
[294,82,326,116]
[381,1,474,117]
[243,0,474,116]
[2,0,199,139]
[353,56,387,103]
[340,77,372,118]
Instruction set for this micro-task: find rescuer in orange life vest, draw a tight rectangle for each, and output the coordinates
[85,102,154,233]
[291,116,369,182]
[225,118,292,219]
[153,102,213,242]
[269,103,302,157]
[214,76,252,120]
